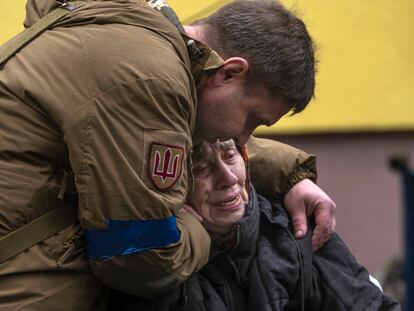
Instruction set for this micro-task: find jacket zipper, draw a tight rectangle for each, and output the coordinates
[229,224,243,286]
[56,231,83,266]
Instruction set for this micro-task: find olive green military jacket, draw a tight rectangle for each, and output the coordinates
[0,0,316,310]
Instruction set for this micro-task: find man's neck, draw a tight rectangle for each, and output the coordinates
[183,25,208,45]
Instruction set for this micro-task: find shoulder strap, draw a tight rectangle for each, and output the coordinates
[0,1,89,69]
[147,0,205,61]
[0,202,78,264]
[147,0,185,34]
[0,1,89,264]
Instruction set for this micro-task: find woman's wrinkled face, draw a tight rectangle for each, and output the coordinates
[187,139,248,234]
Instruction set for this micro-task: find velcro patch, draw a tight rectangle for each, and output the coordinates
[149,143,184,190]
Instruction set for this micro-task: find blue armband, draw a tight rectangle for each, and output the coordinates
[84,216,180,259]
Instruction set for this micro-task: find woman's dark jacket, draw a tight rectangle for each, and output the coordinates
[110,186,400,311]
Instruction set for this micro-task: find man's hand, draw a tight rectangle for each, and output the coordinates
[283,178,336,252]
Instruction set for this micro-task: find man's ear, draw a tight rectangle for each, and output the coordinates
[209,57,249,86]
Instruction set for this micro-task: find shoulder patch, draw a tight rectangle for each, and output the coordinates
[149,143,184,190]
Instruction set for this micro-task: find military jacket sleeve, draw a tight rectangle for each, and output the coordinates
[246,136,317,200]
[56,3,211,298]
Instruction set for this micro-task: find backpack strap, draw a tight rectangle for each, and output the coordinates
[0,1,89,69]
[0,1,89,264]
[0,202,78,264]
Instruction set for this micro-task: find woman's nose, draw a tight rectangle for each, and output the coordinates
[215,163,238,189]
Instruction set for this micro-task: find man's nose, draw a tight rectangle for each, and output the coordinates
[216,163,238,189]
[235,129,254,145]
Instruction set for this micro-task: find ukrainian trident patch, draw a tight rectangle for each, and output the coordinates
[149,143,184,190]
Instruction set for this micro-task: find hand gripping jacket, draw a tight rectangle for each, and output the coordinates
[0,0,316,310]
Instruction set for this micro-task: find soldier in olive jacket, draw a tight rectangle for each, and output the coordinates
[0,1,334,310]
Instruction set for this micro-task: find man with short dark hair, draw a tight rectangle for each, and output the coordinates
[186,1,315,145]
[195,1,314,110]
[0,0,334,309]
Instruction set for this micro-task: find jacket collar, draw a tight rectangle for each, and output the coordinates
[259,197,290,229]
[180,34,224,94]
[208,185,258,255]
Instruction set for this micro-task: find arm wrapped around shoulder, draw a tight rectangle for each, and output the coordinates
[246,136,317,200]
[89,210,210,298]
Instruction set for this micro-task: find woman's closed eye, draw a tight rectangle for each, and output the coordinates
[193,161,211,177]
[222,148,238,163]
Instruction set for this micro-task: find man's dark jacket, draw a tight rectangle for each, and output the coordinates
[111,186,400,311]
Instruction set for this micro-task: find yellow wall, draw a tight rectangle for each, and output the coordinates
[0,0,26,42]
[1,0,413,134]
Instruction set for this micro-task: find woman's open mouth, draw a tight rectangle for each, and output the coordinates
[216,194,242,211]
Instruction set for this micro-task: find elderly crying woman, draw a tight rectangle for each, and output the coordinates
[110,139,399,311]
